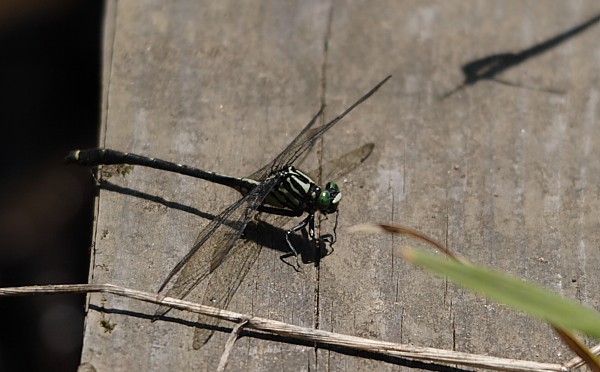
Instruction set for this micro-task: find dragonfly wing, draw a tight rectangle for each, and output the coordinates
[249,76,388,180]
[153,176,280,318]
[208,176,280,271]
[153,197,249,318]
[270,76,390,171]
[192,221,263,348]
[247,106,324,180]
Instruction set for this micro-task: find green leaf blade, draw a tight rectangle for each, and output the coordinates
[403,248,600,339]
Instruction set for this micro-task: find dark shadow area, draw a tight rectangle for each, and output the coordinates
[97,180,330,264]
[0,2,103,371]
[322,344,474,372]
[90,305,474,372]
[442,12,600,98]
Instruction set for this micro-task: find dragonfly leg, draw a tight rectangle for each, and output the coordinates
[319,210,339,249]
[332,210,339,242]
[308,213,315,239]
[285,214,314,269]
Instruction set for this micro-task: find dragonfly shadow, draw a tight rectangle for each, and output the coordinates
[90,304,472,372]
[245,218,330,265]
[99,180,215,220]
[98,180,327,262]
[442,12,600,99]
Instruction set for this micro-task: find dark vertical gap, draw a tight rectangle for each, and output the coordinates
[0,2,104,371]
[390,180,396,280]
[314,1,335,369]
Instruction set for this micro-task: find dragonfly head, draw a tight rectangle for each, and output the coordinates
[316,181,342,214]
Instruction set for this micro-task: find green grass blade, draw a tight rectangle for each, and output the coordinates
[402,248,600,340]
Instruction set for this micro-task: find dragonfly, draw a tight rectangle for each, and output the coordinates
[66,75,391,347]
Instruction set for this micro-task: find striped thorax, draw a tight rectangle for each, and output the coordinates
[238,166,342,216]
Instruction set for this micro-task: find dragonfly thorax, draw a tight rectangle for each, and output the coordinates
[241,165,342,215]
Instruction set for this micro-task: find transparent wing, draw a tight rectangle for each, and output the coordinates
[191,219,265,348]
[193,143,376,346]
[154,176,280,318]
[247,106,324,180]
[269,76,390,173]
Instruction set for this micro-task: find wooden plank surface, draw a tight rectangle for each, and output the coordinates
[80,1,600,370]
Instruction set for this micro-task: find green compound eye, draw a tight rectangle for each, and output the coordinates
[317,181,341,213]
[317,190,332,211]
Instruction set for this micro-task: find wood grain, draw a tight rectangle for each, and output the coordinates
[80,1,600,370]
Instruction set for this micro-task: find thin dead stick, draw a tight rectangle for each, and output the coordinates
[0,283,570,372]
[349,223,467,263]
[554,327,600,372]
[564,344,600,369]
[217,320,249,372]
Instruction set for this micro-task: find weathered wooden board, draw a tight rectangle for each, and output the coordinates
[80,1,600,370]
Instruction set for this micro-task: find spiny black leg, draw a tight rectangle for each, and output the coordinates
[321,210,339,246]
[285,214,314,270]
[285,218,308,269]
[331,209,339,244]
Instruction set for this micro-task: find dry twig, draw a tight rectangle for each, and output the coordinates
[0,283,579,372]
